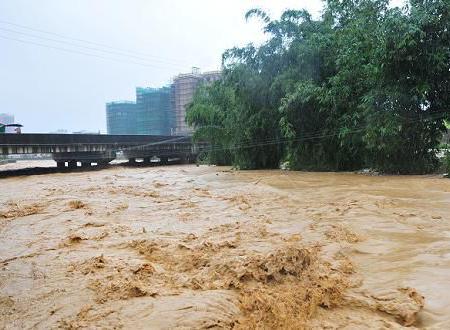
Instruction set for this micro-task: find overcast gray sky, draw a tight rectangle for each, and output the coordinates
[0,0,402,133]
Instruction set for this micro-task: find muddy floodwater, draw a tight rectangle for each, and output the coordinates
[1,164,449,329]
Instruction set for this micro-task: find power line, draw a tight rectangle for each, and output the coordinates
[26,110,445,161]
[203,110,447,152]
[0,34,186,70]
[200,110,450,154]
[0,19,190,66]
[109,110,446,161]
[0,26,190,69]
[120,136,189,152]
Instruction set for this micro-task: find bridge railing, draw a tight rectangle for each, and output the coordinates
[0,134,194,155]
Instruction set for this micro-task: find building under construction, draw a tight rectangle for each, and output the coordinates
[171,68,221,136]
[106,68,221,135]
[107,87,172,135]
[106,101,137,135]
[136,87,172,135]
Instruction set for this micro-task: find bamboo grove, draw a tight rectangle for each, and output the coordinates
[186,0,450,174]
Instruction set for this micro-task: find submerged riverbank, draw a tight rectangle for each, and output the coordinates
[1,165,449,328]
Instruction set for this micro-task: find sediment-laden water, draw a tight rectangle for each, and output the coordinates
[0,164,449,328]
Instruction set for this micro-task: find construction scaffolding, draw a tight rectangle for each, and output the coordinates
[170,69,221,136]
[106,68,221,136]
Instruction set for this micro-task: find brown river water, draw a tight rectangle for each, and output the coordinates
[0,162,449,329]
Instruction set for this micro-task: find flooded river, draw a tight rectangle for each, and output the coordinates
[0,164,449,328]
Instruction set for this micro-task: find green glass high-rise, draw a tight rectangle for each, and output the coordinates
[106,101,137,135]
[136,87,172,135]
[106,87,173,135]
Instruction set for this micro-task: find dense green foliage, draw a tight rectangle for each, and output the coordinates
[186,0,450,173]
[444,151,450,175]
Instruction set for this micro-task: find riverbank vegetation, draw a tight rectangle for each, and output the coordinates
[187,0,449,174]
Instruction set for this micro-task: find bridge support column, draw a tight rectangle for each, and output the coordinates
[128,158,136,165]
[160,156,168,165]
[96,160,108,167]
[181,156,192,164]
[68,160,77,169]
[81,162,91,168]
[56,161,66,169]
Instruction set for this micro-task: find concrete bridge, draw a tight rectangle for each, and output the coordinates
[0,134,205,168]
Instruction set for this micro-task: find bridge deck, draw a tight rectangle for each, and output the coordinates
[0,134,191,155]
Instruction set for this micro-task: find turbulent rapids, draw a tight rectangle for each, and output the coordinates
[0,162,449,328]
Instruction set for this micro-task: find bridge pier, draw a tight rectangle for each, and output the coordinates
[128,158,136,165]
[52,151,116,169]
[97,160,109,167]
[159,156,168,165]
[181,155,193,164]
[56,161,66,169]
[68,160,77,169]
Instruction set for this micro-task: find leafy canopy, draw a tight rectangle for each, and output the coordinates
[187,0,450,173]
